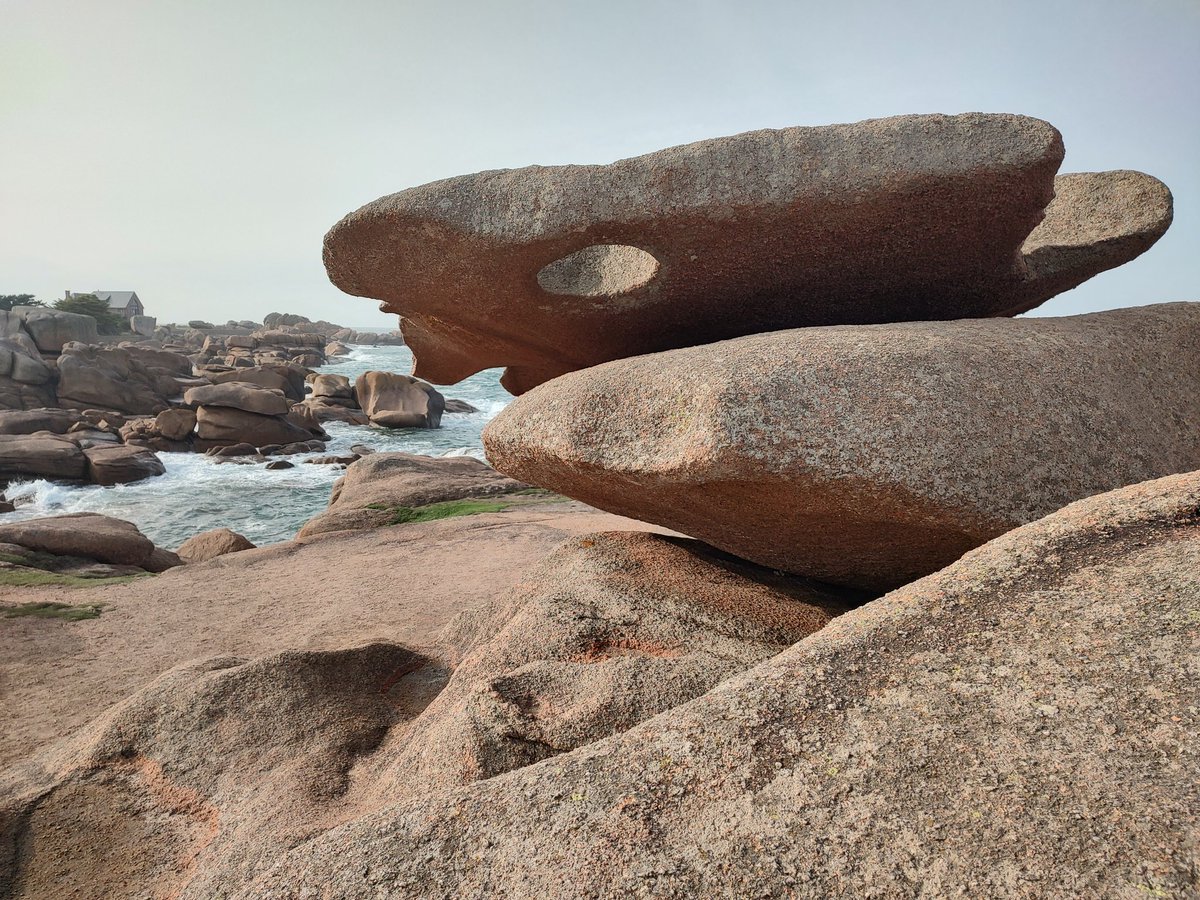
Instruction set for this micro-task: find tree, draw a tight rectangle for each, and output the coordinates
[0,294,46,312]
[53,293,126,335]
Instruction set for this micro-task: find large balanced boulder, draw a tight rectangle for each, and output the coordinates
[241,470,1200,898]
[83,444,166,486]
[324,113,1171,393]
[183,383,290,416]
[0,513,177,569]
[176,527,256,562]
[0,434,87,481]
[195,406,316,448]
[484,302,1200,590]
[353,371,444,428]
[209,365,308,402]
[297,452,525,538]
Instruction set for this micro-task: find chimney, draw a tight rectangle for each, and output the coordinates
[64,290,71,299]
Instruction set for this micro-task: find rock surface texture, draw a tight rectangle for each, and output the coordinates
[353,372,445,428]
[0,514,179,571]
[297,452,527,538]
[485,302,1200,589]
[176,528,257,562]
[235,470,1200,898]
[324,113,1171,393]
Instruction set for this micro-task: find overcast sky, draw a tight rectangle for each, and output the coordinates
[2,0,1196,328]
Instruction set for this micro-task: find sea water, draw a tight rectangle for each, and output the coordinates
[0,345,512,548]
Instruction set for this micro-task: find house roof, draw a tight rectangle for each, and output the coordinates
[90,291,140,310]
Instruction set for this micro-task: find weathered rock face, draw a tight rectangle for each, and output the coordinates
[17,309,98,353]
[0,409,86,436]
[153,408,197,441]
[0,513,175,568]
[297,452,526,538]
[353,371,444,428]
[56,346,173,415]
[309,374,354,401]
[378,531,859,795]
[0,434,87,481]
[194,406,317,448]
[234,470,1200,899]
[209,365,308,402]
[176,528,257,562]
[183,383,290,417]
[324,113,1170,393]
[83,444,166,486]
[484,302,1200,590]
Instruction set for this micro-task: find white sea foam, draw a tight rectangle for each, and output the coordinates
[0,345,511,549]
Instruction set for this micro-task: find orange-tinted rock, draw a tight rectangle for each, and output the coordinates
[325,114,1168,393]
[484,302,1200,590]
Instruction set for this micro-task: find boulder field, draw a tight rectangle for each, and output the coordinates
[324,113,1170,393]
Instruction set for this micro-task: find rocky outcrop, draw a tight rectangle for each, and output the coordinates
[233,470,1200,898]
[484,302,1200,590]
[353,371,444,428]
[56,346,175,415]
[324,113,1170,393]
[0,513,180,570]
[183,383,290,417]
[83,444,167,486]
[176,528,256,562]
[153,408,197,441]
[17,309,98,353]
[378,531,859,793]
[208,365,307,402]
[194,406,317,449]
[0,409,86,436]
[0,434,87,481]
[297,452,526,538]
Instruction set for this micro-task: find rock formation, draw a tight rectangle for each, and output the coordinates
[353,372,444,428]
[324,114,1171,392]
[0,513,180,572]
[485,302,1200,589]
[244,471,1200,897]
[176,528,257,562]
[297,452,527,538]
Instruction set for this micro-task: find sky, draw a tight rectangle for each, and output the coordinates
[1,0,1196,328]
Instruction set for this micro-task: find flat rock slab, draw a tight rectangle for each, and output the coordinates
[0,434,87,481]
[297,452,526,538]
[183,382,290,416]
[324,113,1169,393]
[484,302,1200,589]
[242,470,1200,899]
[83,444,166,486]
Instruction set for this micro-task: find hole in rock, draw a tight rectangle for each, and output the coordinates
[536,244,660,297]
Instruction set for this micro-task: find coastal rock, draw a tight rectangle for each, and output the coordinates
[56,346,173,415]
[309,373,355,401]
[354,371,444,428]
[153,408,197,441]
[297,400,370,425]
[283,402,328,437]
[242,470,1200,898]
[118,345,194,379]
[0,513,164,567]
[382,531,858,793]
[194,406,317,448]
[83,444,167,486]
[297,452,525,538]
[184,383,290,417]
[0,339,53,386]
[444,398,480,414]
[484,302,1200,590]
[209,365,307,402]
[176,528,257,562]
[324,341,351,358]
[325,113,1169,393]
[0,408,86,435]
[0,434,88,481]
[17,309,98,353]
